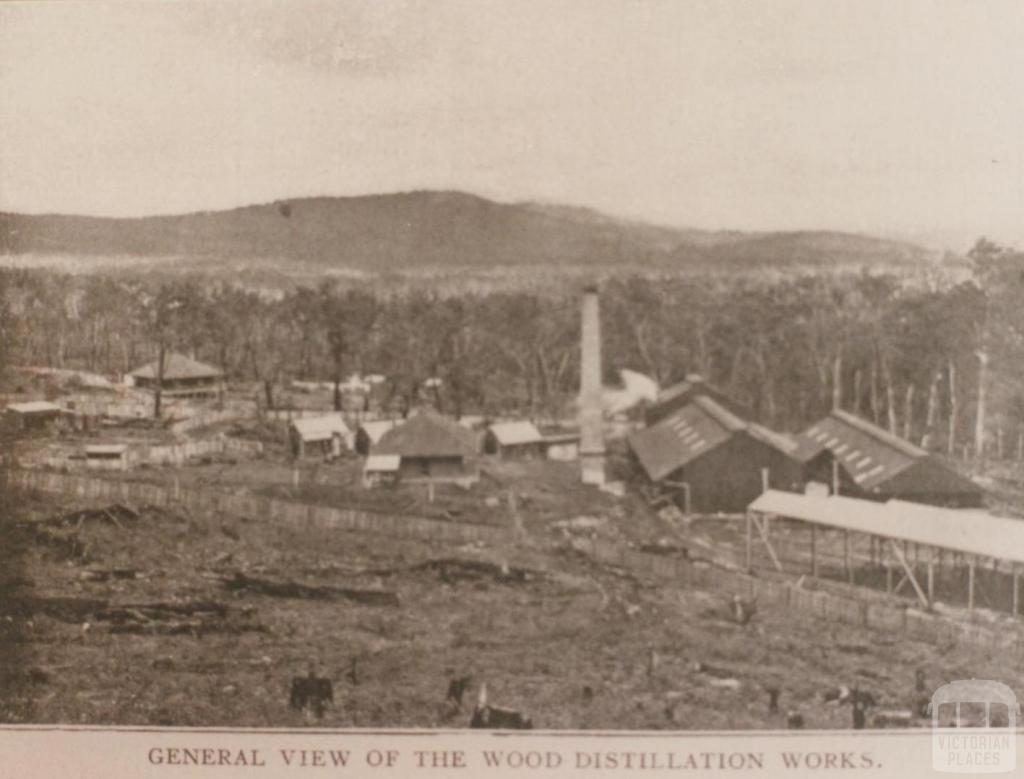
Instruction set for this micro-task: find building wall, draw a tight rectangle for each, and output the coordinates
[667,433,799,513]
[878,458,984,508]
[801,450,863,496]
[398,455,475,483]
[546,441,579,462]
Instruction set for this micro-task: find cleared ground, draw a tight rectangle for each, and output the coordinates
[3,459,1023,731]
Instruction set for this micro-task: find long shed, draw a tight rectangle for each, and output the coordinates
[628,395,801,513]
[794,410,984,508]
[644,374,753,426]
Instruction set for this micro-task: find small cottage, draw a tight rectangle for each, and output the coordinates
[289,415,351,460]
[373,411,479,485]
[483,421,545,458]
[5,401,65,433]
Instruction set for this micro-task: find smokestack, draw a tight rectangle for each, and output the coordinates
[580,284,606,485]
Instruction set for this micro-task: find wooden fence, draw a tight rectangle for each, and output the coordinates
[7,468,1022,655]
[7,469,508,546]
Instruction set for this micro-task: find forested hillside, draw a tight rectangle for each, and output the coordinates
[1,239,1021,455]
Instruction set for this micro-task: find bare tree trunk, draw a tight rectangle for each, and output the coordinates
[883,360,897,434]
[975,351,989,463]
[154,342,166,419]
[921,370,942,449]
[852,369,863,415]
[902,384,915,441]
[831,354,843,411]
[947,359,958,456]
[870,360,880,424]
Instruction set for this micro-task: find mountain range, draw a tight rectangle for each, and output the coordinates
[0,190,942,274]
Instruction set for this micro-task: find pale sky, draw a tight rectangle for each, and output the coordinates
[2,0,1023,249]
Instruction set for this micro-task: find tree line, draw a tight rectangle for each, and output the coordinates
[2,239,1023,458]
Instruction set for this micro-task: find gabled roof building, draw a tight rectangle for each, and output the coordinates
[644,374,753,426]
[289,414,352,460]
[628,395,801,513]
[128,354,224,399]
[483,421,545,457]
[794,410,984,508]
[374,411,479,485]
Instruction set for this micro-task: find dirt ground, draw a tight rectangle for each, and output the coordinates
[3,473,1023,732]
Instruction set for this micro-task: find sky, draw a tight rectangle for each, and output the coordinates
[1,0,1023,249]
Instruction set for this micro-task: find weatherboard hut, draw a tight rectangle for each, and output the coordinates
[289,414,352,460]
[373,411,479,485]
[483,421,546,458]
[127,353,224,399]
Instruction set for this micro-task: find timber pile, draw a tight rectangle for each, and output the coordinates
[94,600,266,636]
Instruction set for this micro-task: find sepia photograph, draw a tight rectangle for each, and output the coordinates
[2,1,1024,771]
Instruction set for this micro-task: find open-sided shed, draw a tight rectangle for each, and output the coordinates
[748,489,1024,616]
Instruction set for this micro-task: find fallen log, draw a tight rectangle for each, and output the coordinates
[10,596,108,623]
[222,572,399,607]
[95,601,229,622]
[30,504,140,529]
[80,568,139,582]
[409,558,535,584]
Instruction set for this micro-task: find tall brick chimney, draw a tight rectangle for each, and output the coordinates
[579,284,606,485]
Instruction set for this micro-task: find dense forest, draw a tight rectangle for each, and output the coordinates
[1,239,1022,458]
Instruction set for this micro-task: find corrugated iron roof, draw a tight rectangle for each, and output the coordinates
[630,396,797,481]
[130,353,223,381]
[795,411,924,488]
[488,421,543,446]
[6,401,63,414]
[628,398,735,481]
[376,412,478,458]
[646,374,752,422]
[291,415,351,442]
[748,423,800,455]
[749,490,1024,566]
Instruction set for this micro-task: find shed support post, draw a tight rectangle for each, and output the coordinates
[889,539,929,609]
[968,558,976,611]
[831,460,840,495]
[683,483,691,515]
[745,512,753,573]
[751,514,784,573]
[844,530,852,583]
[885,545,893,593]
[761,468,769,493]
[927,559,935,605]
